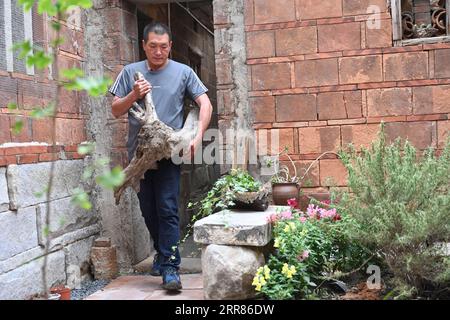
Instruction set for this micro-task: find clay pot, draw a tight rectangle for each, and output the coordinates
[272,183,299,206]
[50,285,71,300]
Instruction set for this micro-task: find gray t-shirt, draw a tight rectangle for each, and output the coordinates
[109,59,208,160]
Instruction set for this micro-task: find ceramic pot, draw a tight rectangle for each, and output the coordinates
[272,183,299,206]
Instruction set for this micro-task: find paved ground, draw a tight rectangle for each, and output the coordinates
[85,273,204,300]
[85,250,204,300]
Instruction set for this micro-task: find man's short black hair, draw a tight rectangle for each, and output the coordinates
[143,21,172,42]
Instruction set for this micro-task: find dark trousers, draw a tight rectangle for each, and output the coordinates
[137,159,181,271]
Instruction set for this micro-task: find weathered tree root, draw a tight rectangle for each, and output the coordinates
[114,71,198,205]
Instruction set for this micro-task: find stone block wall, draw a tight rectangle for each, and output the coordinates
[0,160,99,299]
[0,1,148,299]
[214,0,450,195]
[0,4,99,299]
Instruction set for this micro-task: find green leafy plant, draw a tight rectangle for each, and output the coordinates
[333,123,450,298]
[254,202,370,300]
[179,169,262,245]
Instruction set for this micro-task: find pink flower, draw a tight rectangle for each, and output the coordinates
[299,216,307,223]
[302,250,309,259]
[306,204,317,218]
[297,250,310,261]
[281,211,292,219]
[267,214,279,224]
[287,198,298,208]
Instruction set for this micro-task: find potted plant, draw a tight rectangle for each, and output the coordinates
[179,168,270,247]
[270,148,300,205]
[270,148,339,207]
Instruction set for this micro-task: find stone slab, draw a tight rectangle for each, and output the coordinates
[48,224,101,251]
[193,205,288,246]
[0,207,38,261]
[0,168,9,212]
[0,250,66,300]
[7,160,84,209]
[36,196,96,245]
[0,225,99,274]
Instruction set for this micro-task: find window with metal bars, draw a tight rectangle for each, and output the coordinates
[391,0,450,45]
[0,0,44,75]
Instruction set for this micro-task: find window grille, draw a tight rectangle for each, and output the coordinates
[391,0,450,45]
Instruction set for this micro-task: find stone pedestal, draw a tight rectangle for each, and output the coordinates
[193,206,288,300]
[90,237,118,280]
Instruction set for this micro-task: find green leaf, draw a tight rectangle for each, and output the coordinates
[77,142,95,155]
[19,0,36,11]
[58,217,67,227]
[29,104,55,119]
[7,102,17,111]
[51,20,61,31]
[11,120,24,135]
[12,41,33,60]
[34,187,49,198]
[65,77,113,97]
[95,166,125,189]
[26,50,53,70]
[71,188,92,210]
[96,157,110,167]
[61,0,93,10]
[38,0,57,16]
[61,68,84,80]
[43,225,50,237]
[82,166,94,180]
[50,37,65,48]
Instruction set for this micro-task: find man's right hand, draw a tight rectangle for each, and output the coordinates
[132,79,152,100]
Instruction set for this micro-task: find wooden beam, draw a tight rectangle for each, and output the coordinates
[447,0,450,36]
[391,0,403,42]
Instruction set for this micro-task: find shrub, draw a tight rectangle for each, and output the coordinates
[334,124,450,297]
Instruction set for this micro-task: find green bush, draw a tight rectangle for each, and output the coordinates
[334,124,450,297]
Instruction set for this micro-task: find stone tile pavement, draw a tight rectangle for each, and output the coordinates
[85,273,204,300]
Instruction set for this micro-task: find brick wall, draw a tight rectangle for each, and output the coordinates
[241,0,450,193]
[100,0,139,169]
[0,4,87,166]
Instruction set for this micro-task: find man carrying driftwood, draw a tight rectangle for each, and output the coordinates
[109,21,212,291]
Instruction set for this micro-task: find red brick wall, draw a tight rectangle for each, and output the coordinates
[101,0,139,169]
[245,0,450,191]
[0,9,86,166]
